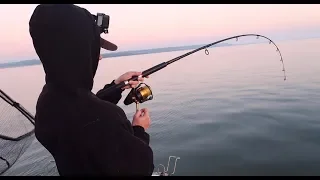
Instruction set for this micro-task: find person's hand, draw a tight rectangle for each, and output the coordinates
[132,108,151,130]
[114,71,149,89]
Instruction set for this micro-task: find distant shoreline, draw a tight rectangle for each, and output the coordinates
[0,43,232,69]
[0,36,318,70]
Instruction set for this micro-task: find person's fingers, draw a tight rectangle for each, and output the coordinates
[134,109,142,117]
[99,55,102,60]
[141,108,149,117]
[138,77,144,81]
[120,71,141,82]
[127,71,142,77]
[119,72,149,89]
[129,80,139,86]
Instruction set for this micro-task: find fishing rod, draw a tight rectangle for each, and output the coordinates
[96,34,287,110]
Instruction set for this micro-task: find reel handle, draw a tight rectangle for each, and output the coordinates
[136,103,140,111]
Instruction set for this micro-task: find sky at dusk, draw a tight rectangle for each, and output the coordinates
[0,4,320,63]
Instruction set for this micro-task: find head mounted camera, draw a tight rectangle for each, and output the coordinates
[92,13,110,34]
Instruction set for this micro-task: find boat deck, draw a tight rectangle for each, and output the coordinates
[2,135,161,176]
[2,135,59,176]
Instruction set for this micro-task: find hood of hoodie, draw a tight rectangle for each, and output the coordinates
[29,4,101,93]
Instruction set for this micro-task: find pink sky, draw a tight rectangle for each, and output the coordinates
[0,4,320,62]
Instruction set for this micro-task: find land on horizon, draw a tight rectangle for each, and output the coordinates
[0,36,318,70]
[0,42,232,69]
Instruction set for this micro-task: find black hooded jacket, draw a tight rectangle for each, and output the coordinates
[29,4,154,176]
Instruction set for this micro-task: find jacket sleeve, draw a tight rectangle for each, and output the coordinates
[132,126,150,144]
[96,80,124,104]
[84,118,155,176]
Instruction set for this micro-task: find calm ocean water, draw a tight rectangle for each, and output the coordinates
[1,38,320,176]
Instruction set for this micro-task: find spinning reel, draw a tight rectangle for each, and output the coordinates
[123,83,153,111]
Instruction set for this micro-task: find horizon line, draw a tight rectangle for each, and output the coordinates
[0,36,319,69]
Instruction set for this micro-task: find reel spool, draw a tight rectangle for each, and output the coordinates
[123,83,153,111]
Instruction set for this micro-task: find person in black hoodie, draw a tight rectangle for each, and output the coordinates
[29,4,154,176]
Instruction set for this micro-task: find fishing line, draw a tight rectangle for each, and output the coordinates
[96,33,287,110]
[0,32,287,176]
